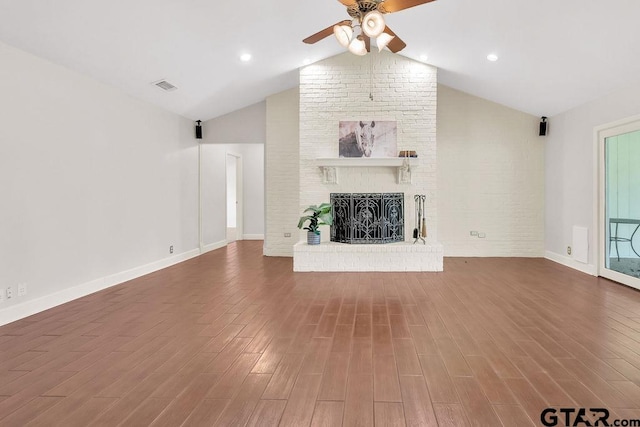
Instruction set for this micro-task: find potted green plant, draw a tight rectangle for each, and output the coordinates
[298,203,333,245]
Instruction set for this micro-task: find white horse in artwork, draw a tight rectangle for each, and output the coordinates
[355,121,375,157]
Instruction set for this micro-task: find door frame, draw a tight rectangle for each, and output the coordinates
[595,113,640,290]
[226,151,243,242]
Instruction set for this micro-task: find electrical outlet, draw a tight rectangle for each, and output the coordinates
[18,283,27,297]
[478,232,486,238]
[169,245,174,254]
[6,287,13,299]
[284,233,292,238]
[567,246,572,255]
[470,231,478,236]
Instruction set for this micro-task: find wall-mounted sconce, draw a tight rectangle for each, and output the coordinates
[539,116,548,136]
[195,120,203,139]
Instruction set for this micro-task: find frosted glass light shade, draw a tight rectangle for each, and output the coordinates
[362,11,385,37]
[348,37,367,56]
[376,32,394,51]
[333,24,353,48]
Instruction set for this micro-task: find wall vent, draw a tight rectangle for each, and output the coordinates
[153,80,177,92]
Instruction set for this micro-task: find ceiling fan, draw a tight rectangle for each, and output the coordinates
[303,0,436,55]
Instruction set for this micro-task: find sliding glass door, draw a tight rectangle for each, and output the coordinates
[600,121,640,289]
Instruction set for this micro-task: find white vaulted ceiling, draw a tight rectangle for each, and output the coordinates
[1,0,639,121]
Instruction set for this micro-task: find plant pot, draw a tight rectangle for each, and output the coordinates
[307,231,321,245]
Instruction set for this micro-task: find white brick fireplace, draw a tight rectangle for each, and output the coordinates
[293,52,443,272]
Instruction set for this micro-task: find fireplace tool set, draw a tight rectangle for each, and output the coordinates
[413,194,427,244]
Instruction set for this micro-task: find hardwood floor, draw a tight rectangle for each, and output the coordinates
[2,241,640,426]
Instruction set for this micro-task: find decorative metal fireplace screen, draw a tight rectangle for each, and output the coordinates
[331,193,404,244]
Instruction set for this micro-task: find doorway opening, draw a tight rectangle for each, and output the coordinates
[226,152,243,243]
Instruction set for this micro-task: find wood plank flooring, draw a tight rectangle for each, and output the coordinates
[2,241,640,426]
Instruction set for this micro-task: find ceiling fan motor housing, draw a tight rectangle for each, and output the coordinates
[348,1,382,19]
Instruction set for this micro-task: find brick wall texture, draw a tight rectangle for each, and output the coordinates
[437,84,544,256]
[264,88,300,256]
[299,52,438,247]
[264,53,543,258]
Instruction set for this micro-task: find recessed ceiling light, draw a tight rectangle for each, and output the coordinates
[303,58,312,65]
[240,53,252,62]
[487,53,498,62]
[419,54,428,62]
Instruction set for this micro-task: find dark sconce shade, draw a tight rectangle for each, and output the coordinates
[195,120,203,139]
[539,116,548,136]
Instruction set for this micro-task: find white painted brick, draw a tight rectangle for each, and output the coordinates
[264,88,300,257]
[437,84,544,257]
[267,53,487,268]
[265,53,544,265]
[293,242,443,272]
[295,52,440,270]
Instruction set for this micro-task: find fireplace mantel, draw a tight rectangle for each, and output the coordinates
[315,158,417,184]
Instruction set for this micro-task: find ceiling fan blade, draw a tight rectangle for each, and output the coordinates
[303,20,351,44]
[382,26,407,53]
[337,0,357,5]
[363,35,371,52]
[379,0,436,13]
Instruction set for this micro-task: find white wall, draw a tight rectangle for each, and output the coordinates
[201,144,227,248]
[437,85,544,256]
[0,41,199,324]
[200,143,264,249]
[264,88,300,256]
[202,101,266,144]
[226,155,237,228]
[236,144,265,237]
[545,81,640,272]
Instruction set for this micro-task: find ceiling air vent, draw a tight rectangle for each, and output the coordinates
[153,79,177,92]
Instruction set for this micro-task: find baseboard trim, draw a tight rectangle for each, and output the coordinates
[242,234,264,240]
[545,250,598,276]
[0,248,201,327]
[201,240,227,254]
[263,248,293,257]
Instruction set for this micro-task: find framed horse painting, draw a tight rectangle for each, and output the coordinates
[338,121,397,158]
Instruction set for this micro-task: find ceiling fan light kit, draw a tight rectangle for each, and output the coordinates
[304,0,436,55]
[348,36,368,56]
[362,11,385,37]
[376,32,394,52]
[333,24,353,47]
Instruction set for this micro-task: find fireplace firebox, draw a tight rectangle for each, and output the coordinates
[330,193,404,244]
